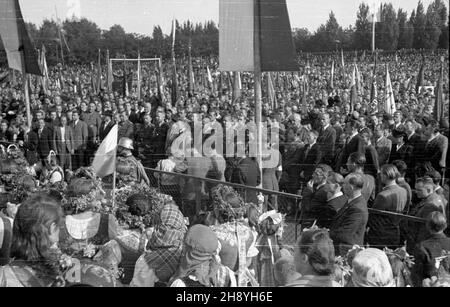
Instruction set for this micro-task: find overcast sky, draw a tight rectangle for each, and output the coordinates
[20,0,442,36]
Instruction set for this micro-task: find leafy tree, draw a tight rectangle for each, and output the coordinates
[353,3,372,50]
[424,1,442,50]
[376,3,399,51]
[292,28,311,52]
[397,8,414,49]
[413,1,427,49]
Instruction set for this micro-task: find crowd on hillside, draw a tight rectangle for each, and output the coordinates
[0,49,449,287]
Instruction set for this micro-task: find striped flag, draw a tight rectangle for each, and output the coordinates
[92,124,118,178]
[330,60,334,89]
[267,72,277,109]
[416,56,425,94]
[106,49,113,93]
[385,64,396,115]
[350,64,357,113]
[219,0,297,72]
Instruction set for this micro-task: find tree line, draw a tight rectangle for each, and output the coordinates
[0,0,448,66]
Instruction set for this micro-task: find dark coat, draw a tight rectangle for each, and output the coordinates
[329,195,369,256]
[23,130,39,165]
[300,183,329,229]
[364,145,380,177]
[389,143,413,169]
[423,134,448,171]
[300,143,323,181]
[99,121,115,142]
[412,233,450,286]
[317,125,336,164]
[36,126,54,158]
[118,120,134,140]
[367,184,408,249]
[127,111,140,124]
[228,157,261,204]
[337,134,365,171]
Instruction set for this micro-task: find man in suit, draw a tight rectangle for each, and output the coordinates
[407,177,446,254]
[71,109,88,170]
[83,102,102,165]
[423,120,448,176]
[374,124,392,167]
[300,164,333,229]
[300,130,323,182]
[125,102,140,124]
[366,164,407,249]
[405,119,425,181]
[118,111,134,140]
[317,113,336,165]
[99,111,115,142]
[412,212,450,287]
[329,173,369,256]
[388,129,413,172]
[393,111,405,131]
[347,152,376,206]
[36,118,54,163]
[53,114,74,171]
[337,120,365,172]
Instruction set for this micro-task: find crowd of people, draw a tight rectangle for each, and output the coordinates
[0,49,449,287]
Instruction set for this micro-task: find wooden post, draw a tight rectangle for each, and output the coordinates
[254,0,263,189]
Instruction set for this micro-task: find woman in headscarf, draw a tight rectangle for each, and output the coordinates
[350,248,395,287]
[130,200,187,287]
[170,224,236,287]
[208,184,258,286]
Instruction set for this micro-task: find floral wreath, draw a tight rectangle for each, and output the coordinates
[210,184,249,222]
[114,182,173,230]
[61,167,111,215]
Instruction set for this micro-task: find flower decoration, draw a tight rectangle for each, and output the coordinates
[210,184,249,222]
[114,182,173,230]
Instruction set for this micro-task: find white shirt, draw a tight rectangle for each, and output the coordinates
[60,126,65,142]
[347,193,362,204]
[327,191,343,202]
[427,133,440,144]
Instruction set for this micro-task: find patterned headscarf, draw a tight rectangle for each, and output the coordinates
[351,248,395,287]
[143,202,187,283]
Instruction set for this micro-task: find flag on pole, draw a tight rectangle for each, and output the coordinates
[416,56,425,94]
[350,64,357,113]
[341,49,345,68]
[385,64,396,115]
[96,49,102,94]
[330,60,334,89]
[137,52,141,100]
[188,39,194,96]
[92,124,118,178]
[207,66,213,85]
[106,49,112,93]
[267,72,277,110]
[122,58,127,97]
[233,71,242,101]
[434,57,444,121]
[355,63,362,95]
[171,19,178,104]
[39,45,50,95]
[0,0,41,75]
[219,0,297,72]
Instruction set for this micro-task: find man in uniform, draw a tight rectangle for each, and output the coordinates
[116,137,150,187]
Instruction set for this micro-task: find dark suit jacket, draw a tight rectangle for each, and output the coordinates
[71,120,88,150]
[127,111,140,124]
[338,134,365,170]
[317,125,336,164]
[53,126,74,153]
[301,143,323,181]
[300,184,329,229]
[364,145,380,177]
[413,233,450,286]
[228,157,261,204]
[36,126,54,158]
[423,134,448,171]
[23,131,39,165]
[389,143,413,168]
[118,120,135,140]
[367,184,408,248]
[329,195,368,256]
[99,121,115,142]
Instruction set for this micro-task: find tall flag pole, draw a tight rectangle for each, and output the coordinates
[385,64,396,115]
[97,49,102,94]
[106,49,112,93]
[171,18,178,105]
[330,60,334,90]
[416,54,425,94]
[350,63,357,114]
[137,51,141,100]
[122,56,127,97]
[370,51,378,110]
[434,56,444,122]
[267,72,277,110]
[0,0,42,128]
[188,37,194,97]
